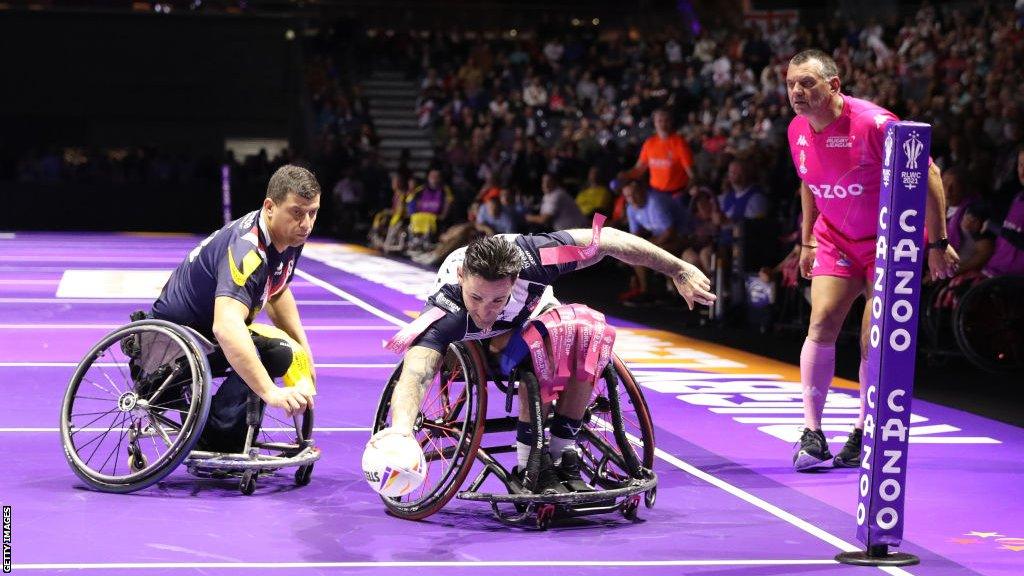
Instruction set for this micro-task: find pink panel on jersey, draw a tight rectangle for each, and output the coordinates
[788,94,898,241]
[384,306,447,355]
[521,304,616,403]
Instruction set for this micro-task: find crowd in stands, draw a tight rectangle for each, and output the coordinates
[358,0,1023,326]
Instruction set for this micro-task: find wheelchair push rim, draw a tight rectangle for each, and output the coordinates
[60,320,212,493]
[372,342,486,520]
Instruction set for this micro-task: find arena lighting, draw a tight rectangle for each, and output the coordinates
[592,18,600,25]
[509,28,518,37]
[285,29,296,40]
[571,18,581,26]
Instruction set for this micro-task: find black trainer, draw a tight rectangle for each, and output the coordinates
[793,428,833,471]
[556,448,594,492]
[833,427,864,468]
[515,452,568,494]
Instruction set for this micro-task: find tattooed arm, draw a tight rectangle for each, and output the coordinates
[565,226,717,309]
[389,345,444,433]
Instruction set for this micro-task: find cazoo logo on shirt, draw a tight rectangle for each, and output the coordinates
[808,183,864,199]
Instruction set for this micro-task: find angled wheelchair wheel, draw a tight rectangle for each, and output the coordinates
[577,354,655,491]
[372,342,487,520]
[954,276,1024,374]
[60,319,212,493]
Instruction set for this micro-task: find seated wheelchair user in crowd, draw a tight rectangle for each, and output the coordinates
[150,165,320,453]
[371,214,716,494]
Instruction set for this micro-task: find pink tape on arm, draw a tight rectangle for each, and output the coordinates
[383,307,447,355]
[539,213,607,265]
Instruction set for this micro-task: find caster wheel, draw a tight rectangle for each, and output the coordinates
[621,496,640,520]
[240,470,257,495]
[644,486,657,509]
[536,504,556,530]
[295,464,314,486]
[127,446,148,472]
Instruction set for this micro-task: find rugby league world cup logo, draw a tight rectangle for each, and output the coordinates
[903,132,924,170]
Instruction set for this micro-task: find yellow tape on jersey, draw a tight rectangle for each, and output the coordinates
[248,323,316,396]
[228,246,262,287]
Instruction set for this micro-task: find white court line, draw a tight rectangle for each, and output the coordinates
[0,362,394,368]
[293,268,409,327]
[0,427,371,433]
[12,559,841,570]
[0,297,354,306]
[5,255,184,263]
[0,324,395,331]
[585,416,914,576]
[293,265,914,576]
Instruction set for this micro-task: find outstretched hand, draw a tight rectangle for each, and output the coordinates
[672,264,717,310]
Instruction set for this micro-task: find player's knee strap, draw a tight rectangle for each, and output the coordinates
[248,323,316,394]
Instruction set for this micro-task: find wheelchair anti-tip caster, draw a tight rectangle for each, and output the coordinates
[240,470,257,495]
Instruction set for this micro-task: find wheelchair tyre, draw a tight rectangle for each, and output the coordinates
[954,276,1024,374]
[60,320,212,493]
[372,342,487,520]
[577,354,656,489]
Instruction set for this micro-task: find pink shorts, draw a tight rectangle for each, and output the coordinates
[521,304,616,403]
[811,221,876,283]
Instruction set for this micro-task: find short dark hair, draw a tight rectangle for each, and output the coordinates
[790,49,840,80]
[266,165,321,204]
[462,237,521,281]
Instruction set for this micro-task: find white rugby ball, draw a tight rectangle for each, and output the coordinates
[362,430,427,498]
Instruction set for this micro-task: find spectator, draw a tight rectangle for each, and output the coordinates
[525,172,587,231]
[576,166,614,217]
[619,179,691,305]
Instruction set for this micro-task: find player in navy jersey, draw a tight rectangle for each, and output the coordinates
[152,165,320,452]
[378,217,716,493]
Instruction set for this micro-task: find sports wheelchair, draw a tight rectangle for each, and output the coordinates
[371,340,657,530]
[59,315,320,495]
[920,274,1024,373]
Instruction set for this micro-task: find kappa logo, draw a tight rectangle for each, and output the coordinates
[797,135,808,146]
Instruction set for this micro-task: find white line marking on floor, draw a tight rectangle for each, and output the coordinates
[0,298,354,305]
[0,427,371,433]
[0,324,395,331]
[12,559,843,570]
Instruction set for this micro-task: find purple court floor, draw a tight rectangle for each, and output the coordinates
[0,232,1021,576]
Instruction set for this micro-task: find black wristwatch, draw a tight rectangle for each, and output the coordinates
[926,238,949,251]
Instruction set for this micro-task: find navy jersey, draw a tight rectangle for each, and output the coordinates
[413,231,578,353]
[152,210,302,338]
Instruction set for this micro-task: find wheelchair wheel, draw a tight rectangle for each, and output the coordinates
[954,276,1024,374]
[577,354,656,490]
[60,320,212,493]
[372,342,487,520]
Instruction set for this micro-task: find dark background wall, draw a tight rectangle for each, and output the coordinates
[0,10,305,232]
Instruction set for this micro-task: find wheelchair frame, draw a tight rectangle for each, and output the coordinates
[372,340,657,529]
[60,318,320,495]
